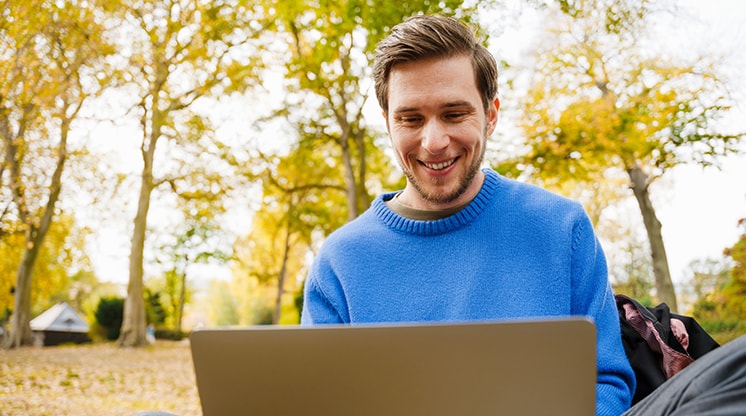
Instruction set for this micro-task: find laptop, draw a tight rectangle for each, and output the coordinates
[190,318,596,416]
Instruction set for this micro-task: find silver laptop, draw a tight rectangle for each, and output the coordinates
[190,318,596,416]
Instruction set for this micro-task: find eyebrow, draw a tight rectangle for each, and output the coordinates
[392,100,476,115]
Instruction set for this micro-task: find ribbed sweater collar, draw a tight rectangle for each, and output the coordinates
[372,168,501,236]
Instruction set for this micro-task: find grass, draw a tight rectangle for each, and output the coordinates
[0,341,201,416]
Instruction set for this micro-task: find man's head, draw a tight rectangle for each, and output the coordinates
[373,15,500,210]
[373,15,498,115]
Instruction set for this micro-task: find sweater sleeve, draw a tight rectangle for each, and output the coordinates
[571,211,635,416]
[300,249,349,325]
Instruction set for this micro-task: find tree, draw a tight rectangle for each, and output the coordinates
[236,1,480,324]
[155,217,230,332]
[263,0,477,221]
[505,0,744,312]
[108,0,267,346]
[1,0,113,347]
[689,219,746,342]
[205,279,240,326]
[607,222,654,305]
[720,218,746,335]
[144,288,166,326]
[237,143,349,324]
[0,214,92,324]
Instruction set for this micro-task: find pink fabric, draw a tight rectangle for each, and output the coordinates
[622,303,693,379]
[670,318,690,351]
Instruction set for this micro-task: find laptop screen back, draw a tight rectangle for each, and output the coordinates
[190,318,596,416]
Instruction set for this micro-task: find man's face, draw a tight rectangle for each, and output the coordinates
[385,54,499,210]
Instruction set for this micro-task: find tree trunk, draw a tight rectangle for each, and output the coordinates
[6,244,36,348]
[4,123,67,348]
[339,135,359,221]
[118,166,152,347]
[118,114,159,347]
[627,164,679,312]
[176,270,186,333]
[355,131,371,212]
[273,227,292,325]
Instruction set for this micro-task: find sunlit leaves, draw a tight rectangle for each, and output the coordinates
[0,214,91,317]
[721,218,746,324]
[516,1,742,187]
[689,219,746,342]
[1,0,115,347]
[115,0,268,345]
[266,0,476,219]
[507,0,744,312]
[229,1,481,323]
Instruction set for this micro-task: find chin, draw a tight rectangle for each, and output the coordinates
[421,185,466,206]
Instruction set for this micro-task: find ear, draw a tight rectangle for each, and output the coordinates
[486,97,500,135]
[382,110,390,134]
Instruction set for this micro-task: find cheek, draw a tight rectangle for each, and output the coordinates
[390,130,417,155]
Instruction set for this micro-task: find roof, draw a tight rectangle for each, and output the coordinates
[30,302,90,333]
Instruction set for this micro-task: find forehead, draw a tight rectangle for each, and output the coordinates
[387,55,480,112]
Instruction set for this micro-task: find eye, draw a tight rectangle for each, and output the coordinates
[444,112,468,121]
[396,115,423,126]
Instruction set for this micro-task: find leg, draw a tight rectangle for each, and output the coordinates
[623,334,746,415]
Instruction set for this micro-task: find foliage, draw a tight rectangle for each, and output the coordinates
[725,218,746,303]
[608,225,654,306]
[234,142,350,324]
[94,297,124,340]
[153,217,231,331]
[513,0,743,181]
[230,0,482,326]
[144,288,167,327]
[263,0,474,220]
[109,0,269,347]
[0,214,92,317]
[153,328,186,341]
[1,0,115,347]
[76,280,125,342]
[204,279,240,326]
[93,289,170,340]
[691,218,746,343]
[503,0,744,312]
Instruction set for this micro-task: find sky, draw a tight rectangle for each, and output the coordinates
[87,1,746,292]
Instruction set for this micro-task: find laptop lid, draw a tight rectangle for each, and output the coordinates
[190,318,596,416]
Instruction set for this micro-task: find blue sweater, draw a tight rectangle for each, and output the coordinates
[302,169,635,415]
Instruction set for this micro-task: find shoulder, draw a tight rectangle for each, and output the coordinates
[486,169,586,221]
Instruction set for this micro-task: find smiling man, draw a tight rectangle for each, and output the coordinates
[301,15,635,415]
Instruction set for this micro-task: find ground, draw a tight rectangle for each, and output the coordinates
[0,341,201,416]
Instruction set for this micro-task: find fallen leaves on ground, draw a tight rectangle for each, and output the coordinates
[0,341,201,416]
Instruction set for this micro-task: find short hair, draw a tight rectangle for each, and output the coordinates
[373,14,498,114]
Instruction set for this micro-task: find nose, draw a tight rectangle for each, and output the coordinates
[421,119,449,154]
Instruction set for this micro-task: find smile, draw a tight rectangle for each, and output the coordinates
[422,158,456,170]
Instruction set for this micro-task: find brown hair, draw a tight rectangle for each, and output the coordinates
[373,14,498,114]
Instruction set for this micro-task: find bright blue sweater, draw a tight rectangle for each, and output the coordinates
[302,168,635,415]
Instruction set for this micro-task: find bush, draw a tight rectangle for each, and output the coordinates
[94,297,124,340]
[154,328,187,341]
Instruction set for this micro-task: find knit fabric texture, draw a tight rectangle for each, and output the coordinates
[302,168,635,415]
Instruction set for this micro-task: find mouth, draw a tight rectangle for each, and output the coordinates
[422,158,457,171]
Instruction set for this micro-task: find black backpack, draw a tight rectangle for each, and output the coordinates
[615,294,720,405]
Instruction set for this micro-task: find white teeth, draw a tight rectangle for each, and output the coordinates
[424,159,455,170]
